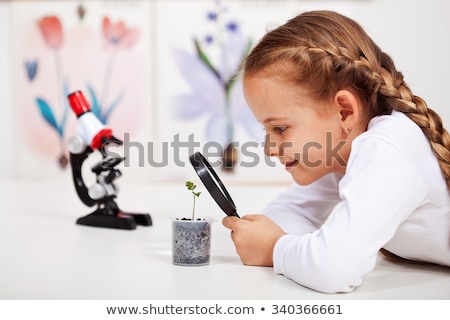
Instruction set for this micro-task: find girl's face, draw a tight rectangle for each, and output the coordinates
[243,69,354,185]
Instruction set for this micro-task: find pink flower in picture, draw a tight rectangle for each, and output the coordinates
[33,15,69,168]
[102,17,139,50]
[86,16,141,124]
[37,16,63,50]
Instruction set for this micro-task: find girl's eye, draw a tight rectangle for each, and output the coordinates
[274,126,287,133]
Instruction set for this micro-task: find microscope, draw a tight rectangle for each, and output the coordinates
[66,90,152,230]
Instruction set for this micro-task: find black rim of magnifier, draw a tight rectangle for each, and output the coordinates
[189,152,239,217]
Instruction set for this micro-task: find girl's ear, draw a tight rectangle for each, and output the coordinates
[334,89,363,127]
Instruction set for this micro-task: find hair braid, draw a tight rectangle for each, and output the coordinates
[378,65,450,187]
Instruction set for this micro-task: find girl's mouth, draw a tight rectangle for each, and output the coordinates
[285,160,299,169]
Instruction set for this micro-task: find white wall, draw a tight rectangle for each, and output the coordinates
[1,0,449,181]
[0,1,13,179]
[352,0,450,125]
[0,2,13,179]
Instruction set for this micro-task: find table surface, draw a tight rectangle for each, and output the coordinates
[0,178,449,300]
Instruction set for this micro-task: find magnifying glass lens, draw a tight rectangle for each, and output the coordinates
[189,152,239,218]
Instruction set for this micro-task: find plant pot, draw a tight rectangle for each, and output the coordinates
[172,218,212,266]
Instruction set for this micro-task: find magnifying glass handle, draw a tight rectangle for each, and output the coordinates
[230,211,240,218]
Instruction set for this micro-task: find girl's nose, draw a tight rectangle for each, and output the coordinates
[264,133,277,157]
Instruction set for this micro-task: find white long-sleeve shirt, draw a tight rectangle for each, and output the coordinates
[263,111,450,293]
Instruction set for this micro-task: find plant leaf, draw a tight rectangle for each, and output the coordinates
[103,92,123,123]
[193,37,222,84]
[87,84,102,122]
[225,39,253,95]
[36,97,61,136]
[186,181,196,191]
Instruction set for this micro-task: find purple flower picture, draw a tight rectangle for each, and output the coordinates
[171,0,260,172]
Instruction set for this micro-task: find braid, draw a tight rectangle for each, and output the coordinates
[244,10,450,187]
[324,46,450,186]
[378,64,450,187]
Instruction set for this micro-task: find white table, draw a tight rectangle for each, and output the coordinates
[0,179,449,300]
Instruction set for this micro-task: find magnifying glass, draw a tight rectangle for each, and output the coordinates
[189,152,240,218]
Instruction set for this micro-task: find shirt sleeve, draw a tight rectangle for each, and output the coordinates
[272,138,428,293]
[262,173,342,235]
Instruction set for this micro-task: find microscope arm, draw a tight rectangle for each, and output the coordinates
[69,147,98,207]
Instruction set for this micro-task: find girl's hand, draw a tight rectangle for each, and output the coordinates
[222,214,286,266]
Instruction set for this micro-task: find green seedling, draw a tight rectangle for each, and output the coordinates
[186,181,201,221]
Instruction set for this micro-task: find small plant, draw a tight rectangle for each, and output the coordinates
[186,181,201,220]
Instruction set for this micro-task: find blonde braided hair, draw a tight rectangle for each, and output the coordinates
[244,10,450,187]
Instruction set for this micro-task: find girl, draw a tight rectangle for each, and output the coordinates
[222,10,450,294]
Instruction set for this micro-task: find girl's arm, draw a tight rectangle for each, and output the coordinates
[222,173,342,267]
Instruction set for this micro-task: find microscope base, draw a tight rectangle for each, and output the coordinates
[76,211,152,230]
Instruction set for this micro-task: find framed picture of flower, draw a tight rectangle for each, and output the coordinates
[155,0,300,183]
[11,0,154,181]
